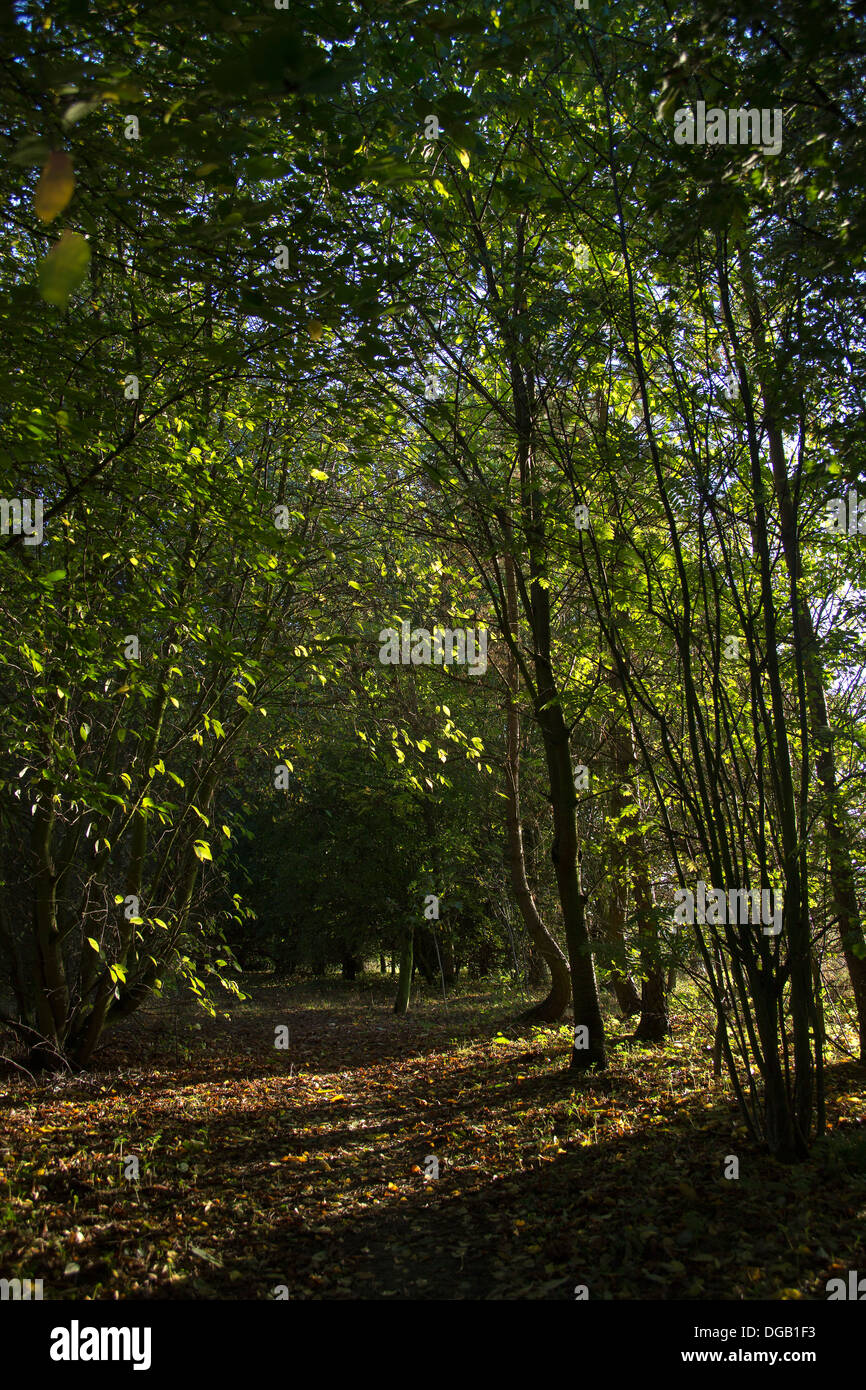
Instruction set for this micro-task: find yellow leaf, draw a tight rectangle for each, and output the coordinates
[457,149,470,169]
[308,320,324,341]
[433,178,450,199]
[34,152,75,222]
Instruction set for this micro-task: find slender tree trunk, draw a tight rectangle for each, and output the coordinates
[527,477,605,1068]
[710,248,816,1154]
[31,795,68,1064]
[472,190,604,1067]
[541,708,606,1070]
[604,702,642,1018]
[504,553,571,1021]
[598,880,641,1017]
[632,879,668,1041]
[765,423,866,1060]
[394,924,413,1015]
[527,525,606,1067]
[438,935,456,986]
[627,729,669,1042]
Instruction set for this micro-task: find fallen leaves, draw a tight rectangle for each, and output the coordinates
[0,981,863,1300]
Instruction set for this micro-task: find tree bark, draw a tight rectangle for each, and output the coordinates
[504,553,571,1022]
[31,793,68,1066]
[764,423,866,1060]
[627,728,669,1042]
[603,703,642,1018]
[393,924,413,1014]
[542,706,606,1070]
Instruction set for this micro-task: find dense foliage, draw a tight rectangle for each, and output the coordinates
[1,0,865,1166]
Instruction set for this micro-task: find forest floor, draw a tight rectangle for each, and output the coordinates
[0,975,864,1300]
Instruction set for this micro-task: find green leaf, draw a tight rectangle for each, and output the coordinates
[38,231,91,308]
[10,135,52,166]
[62,100,99,125]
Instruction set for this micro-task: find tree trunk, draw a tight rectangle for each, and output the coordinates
[542,710,606,1070]
[765,423,866,1060]
[482,201,604,1069]
[31,795,68,1062]
[606,652,667,1038]
[597,883,641,1017]
[628,738,669,1042]
[393,925,414,1014]
[720,252,816,1154]
[437,934,457,986]
[504,552,571,1022]
[603,704,643,1018]
[413,929,437,985]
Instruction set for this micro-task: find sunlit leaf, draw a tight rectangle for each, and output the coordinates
[38,231,91,308]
